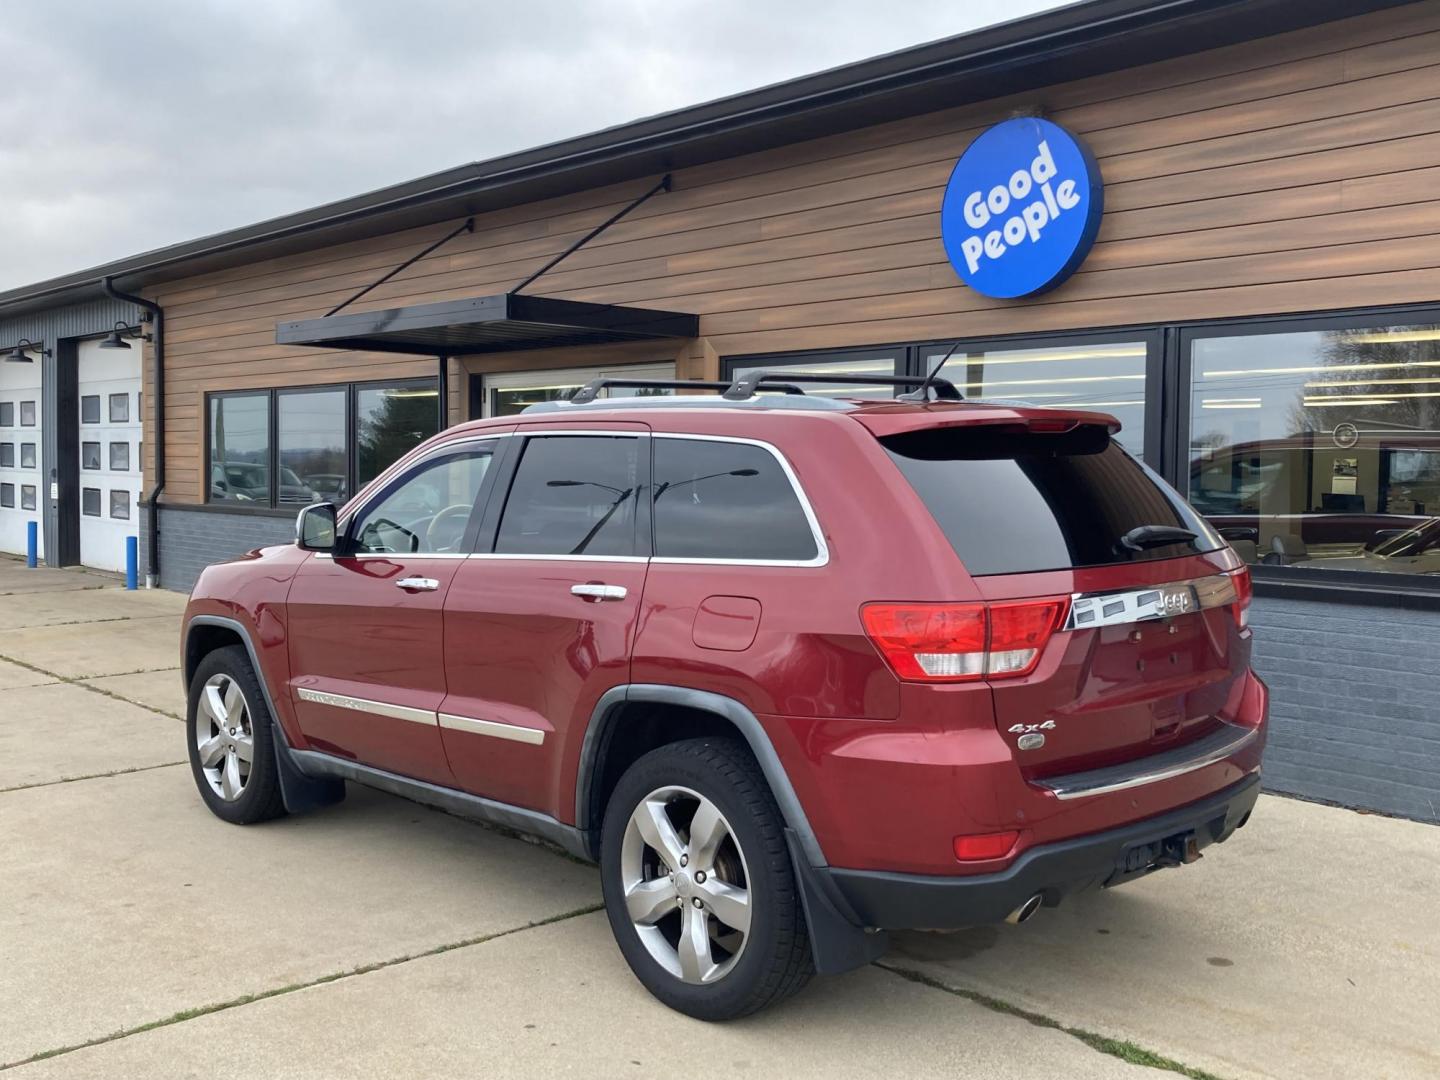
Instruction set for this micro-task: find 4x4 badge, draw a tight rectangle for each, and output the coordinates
[1008,721,1056,734]
[1010,720,1054,751]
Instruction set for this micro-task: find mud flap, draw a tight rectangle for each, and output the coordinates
[272,726,346,815]
[785,828,889,975]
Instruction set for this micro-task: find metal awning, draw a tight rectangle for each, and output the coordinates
[276,293,698,356]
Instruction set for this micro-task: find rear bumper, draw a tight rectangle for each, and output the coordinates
[821,772,1260,930]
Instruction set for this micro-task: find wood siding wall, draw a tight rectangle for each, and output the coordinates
[146,2,1440,504]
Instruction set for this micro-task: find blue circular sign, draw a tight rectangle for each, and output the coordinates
[940,118,1103,299]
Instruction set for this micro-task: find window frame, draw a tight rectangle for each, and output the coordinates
[204,376,439,513]
[649,433,828,567]
[1178,307,1440,601]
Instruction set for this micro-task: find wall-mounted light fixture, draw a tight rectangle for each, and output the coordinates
[99,321,138,350]
[4,338,50,363]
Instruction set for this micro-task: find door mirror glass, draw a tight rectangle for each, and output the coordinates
[296,503,337,551]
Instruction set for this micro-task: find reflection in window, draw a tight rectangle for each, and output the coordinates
[278,388,345,506]
[0,483,12,507]
[110,442,130,472]
[351,448,493,554]
[20,443,35,469]
[1189,323,1440,574]
[83,442,101,470]
[110,490,131,520]
[82,488,101,516]
[81,396,100,424]
[485,364,675,417]
[0,402,12,426]
[209,393,269,503]
[0,444,11,467]
[20,401,35,426]
[20,484,35,510]
[109,394,129,423]
[495,436,640,556]
[356,381,439,489]
[924,341,1148,455]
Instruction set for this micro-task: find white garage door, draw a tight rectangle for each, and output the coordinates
[0,354,44,560]
[77,341,142,573]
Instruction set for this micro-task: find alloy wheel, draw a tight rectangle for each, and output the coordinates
[620,785,752,985]
[196,673,254,801]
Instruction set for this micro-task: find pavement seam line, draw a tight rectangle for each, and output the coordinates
[0,760,186,794]
[874,962,1230,1080]
[0,649,183,720]
[0,902,606,1071]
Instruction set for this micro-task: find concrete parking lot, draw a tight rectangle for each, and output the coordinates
[1,556,1436,1079]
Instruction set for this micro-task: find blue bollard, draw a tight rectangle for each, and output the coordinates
[26,521,37,568]
[125,536,138,590]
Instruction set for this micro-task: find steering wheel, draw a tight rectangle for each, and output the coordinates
[426,503,473,552]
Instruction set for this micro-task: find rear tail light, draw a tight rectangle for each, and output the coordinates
[1227,566,1253,630]
[861,598,1068,683]
[953,830,1021,861]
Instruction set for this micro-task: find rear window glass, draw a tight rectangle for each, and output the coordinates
[883,424,1222,575]
[653,438,817,561]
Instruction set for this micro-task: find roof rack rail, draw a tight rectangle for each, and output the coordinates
[568,377,805,404]
[725,371,962,401]
[565,371,962,406]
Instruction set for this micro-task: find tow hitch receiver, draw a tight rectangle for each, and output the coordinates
[1112,830,1202,883]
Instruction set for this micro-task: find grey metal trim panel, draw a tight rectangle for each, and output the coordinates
[287,748,588,859]
[438,712,546,745]
[576,684,828,867]
[295,686,436,727]
[1034,722,1261,800]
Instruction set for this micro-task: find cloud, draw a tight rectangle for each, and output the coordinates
[0,0,1060,290]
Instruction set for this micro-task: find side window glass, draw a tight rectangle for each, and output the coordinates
[653,438,818,561]
[495,436,640,557]
[350,447,494,555]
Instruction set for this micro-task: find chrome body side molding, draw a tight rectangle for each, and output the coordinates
[296,686,436,727]
[438,712,546,745]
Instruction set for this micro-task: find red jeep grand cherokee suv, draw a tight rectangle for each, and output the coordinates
[181,372,1265,1020]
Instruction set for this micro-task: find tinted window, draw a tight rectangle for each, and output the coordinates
[496,436,640,557]
[884,425,1222,576]
[82,442,101,470]
[20,443,35,469]
[356,381,440,488]
[652,438,817,561]
[80,396,99,424]
[82,488,100,516]
[351,447,493,555]
[0,402,12,426]
[278,388,344,507]
[0,444,11,467]
[209,393,269,503]
[0,483,12,507]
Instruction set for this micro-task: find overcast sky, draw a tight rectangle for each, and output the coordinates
[0,0,1065,291]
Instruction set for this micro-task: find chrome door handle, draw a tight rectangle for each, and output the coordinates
[396,577,440,592]
[571,583,627,601]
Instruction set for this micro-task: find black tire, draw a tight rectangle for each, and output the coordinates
[600,737,814,1020]
[186,644,287,825]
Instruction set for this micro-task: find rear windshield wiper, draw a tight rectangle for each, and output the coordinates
[1118,525,1198,552]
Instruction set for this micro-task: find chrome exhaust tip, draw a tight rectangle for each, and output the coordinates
[1005,893,1044,925]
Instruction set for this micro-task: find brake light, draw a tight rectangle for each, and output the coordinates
[861,598,1068,682]
[1227,566,1253,630]
[953,830,1020,861]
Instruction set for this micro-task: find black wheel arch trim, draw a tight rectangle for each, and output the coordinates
[576,684,829,868]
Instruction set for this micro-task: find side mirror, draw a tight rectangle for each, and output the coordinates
[296,503,337,551]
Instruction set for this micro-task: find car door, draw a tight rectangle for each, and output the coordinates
[286,435,506,784]
[439,425,649,811]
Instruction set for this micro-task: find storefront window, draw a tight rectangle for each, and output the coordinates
[209,393,270,504]
[207,378,439,509]
[278,388,345,507]
[923,340,1149,456]
[1188,323,1440,576]
[356,381,440,488]
[484,363,675,416]
[730,353,901,401]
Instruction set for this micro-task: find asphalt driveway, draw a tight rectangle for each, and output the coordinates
[0,556,1436,1079]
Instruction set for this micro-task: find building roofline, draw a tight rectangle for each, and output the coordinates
[0,0,1405,316]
